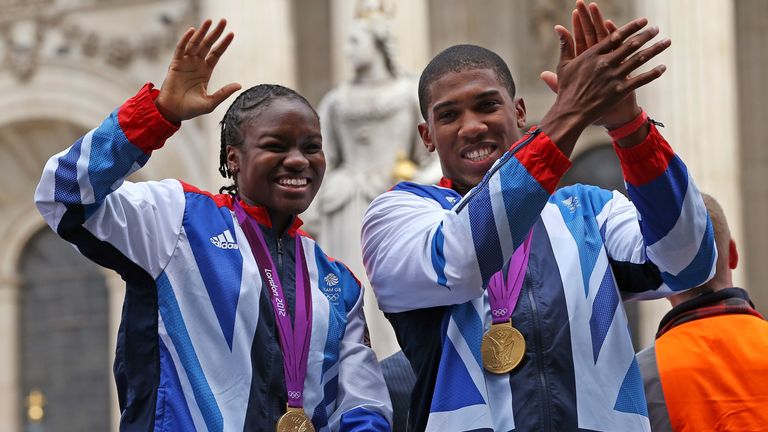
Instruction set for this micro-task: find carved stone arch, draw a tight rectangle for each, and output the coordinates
[0,59,212,431]
[0,115,96,432]
[0,58,213,294]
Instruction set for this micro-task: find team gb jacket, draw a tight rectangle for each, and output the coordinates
[35,84,392,432]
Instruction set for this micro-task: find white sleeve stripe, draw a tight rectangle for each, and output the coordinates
[82,180,185,278]
[646,178,709,275]
[488,172,515,260]
[603,193,649,265]
[76,130,96,205]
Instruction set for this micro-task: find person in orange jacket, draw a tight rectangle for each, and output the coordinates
[637,193,768,431]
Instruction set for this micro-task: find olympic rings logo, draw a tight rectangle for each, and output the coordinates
[325,293,340,302]
[492,308,508,317]
[288,391,302,399]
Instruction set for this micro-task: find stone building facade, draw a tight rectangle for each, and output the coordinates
[0,0,764,430]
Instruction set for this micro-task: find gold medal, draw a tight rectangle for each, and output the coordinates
[481,320,526,374]
[276,406,315,432]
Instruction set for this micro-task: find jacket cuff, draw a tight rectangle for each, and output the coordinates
[117,83,180,154]
[515,127,572,194]
[613,123,676,186]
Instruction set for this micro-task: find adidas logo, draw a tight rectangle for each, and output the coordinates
[210,229,239,249]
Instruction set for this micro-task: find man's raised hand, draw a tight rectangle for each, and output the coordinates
[540,1,669,129]
[538,15,670,155]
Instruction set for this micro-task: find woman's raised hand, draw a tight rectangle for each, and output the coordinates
[155,19,242,124]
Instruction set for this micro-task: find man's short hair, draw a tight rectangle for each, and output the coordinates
[684,193,730,296]
[418,44,516,120]
[702,193,730,274]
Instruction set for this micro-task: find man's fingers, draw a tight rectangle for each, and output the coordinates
[623,65,667,93]
[576,0,597,47]
[607,26,659,65]
[539,71,559,93]
[605,19,618,33]
[573,10,587,54]
[596,17,648,53]
[198,19,227,58]
[555,25,576,65]
[173,27,195,60]
[589,3,609,39]
[209,82,243,109]
[206,32,234,69]
[185,19,212,57]
[616,38,671,78]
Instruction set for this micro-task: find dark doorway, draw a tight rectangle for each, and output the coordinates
[18,228,111,431]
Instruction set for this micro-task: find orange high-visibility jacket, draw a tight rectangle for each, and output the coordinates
[637,288,768,431]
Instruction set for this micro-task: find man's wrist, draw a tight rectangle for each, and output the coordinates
[602,104,643,130]
[606,110,647,141]
[538,105,590,158]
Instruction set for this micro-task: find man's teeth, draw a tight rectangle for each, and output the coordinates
[464,147,493,161]
[278,178,308,186]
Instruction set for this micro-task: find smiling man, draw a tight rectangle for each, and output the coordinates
[361,3,716,432]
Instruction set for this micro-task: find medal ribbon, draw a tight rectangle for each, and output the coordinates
[233,201,312,409]
[488,230,533,324]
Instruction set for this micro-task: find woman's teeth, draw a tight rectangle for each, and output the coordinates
[278,177,308,187]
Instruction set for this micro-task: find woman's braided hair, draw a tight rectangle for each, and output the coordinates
[218,84,318,196]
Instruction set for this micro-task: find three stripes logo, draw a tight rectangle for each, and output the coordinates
[210,229,239,249]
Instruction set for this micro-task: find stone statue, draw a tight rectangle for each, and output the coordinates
[309,14,437,357]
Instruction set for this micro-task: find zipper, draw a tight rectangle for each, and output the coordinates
[276,235,284,281]
[276,234,290,324]
[526,276,552,430]
[455,128,541,213]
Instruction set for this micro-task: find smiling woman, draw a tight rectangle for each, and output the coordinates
[34,18,392,432]
[217,85,326,234]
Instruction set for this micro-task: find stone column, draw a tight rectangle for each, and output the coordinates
[0,276,20,432]
[388,0,431,74]
[734,0,768,312]
[633,0,741,348]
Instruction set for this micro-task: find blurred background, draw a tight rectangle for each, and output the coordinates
[1,0,766,430]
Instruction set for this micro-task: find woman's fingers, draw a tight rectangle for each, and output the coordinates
[206,31,235,69]
[185,19,212,57]
[198,19,227,59]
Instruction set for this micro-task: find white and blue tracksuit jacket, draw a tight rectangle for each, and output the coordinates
[34,84,392,431]
[361,126,716,432]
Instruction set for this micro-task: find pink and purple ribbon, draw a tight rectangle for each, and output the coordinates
[488,230,533,324]
[234,201,312,409]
